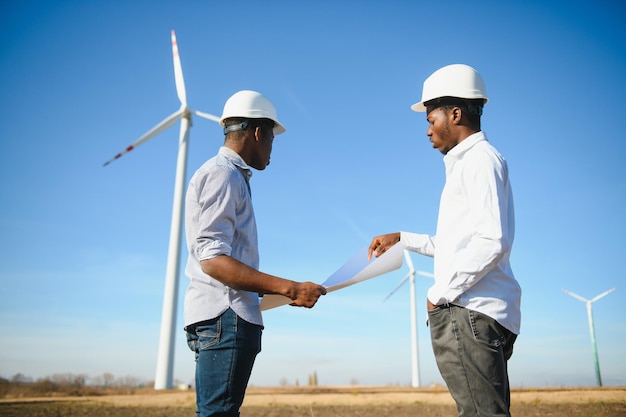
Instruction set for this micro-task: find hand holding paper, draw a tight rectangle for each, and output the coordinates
[260,242,405,311]
[368,232,402,260]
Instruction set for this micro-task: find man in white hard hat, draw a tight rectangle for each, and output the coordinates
[183,90,327,417]
[368,65,521,416]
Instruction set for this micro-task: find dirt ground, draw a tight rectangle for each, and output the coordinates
[1,386,625,417]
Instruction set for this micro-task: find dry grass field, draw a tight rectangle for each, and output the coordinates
[1,386,625,416]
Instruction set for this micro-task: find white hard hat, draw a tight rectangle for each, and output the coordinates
[220,90,286,135]
[411,64,488,112]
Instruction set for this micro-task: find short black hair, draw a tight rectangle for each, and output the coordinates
[223,117,275,134]
[424,97,485,114]
[425,96,485,129]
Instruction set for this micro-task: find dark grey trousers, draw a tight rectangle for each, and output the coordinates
[428,304,517,417]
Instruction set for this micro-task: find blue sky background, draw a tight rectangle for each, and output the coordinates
[1,1,625,388]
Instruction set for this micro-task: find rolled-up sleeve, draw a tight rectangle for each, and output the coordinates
[188,165,240,262]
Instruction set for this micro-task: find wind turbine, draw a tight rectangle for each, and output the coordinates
[383,250,434,388]
[104,30,220,390]
[561,287,615,387]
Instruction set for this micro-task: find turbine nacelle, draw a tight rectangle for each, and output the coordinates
[383,251,432,303]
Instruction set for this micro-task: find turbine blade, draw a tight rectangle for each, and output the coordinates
[561,288,588,303]
[590,288,616,303]
[416,270,434,278]
[383,273,411,302]
[403,250,415,271]
[193,110,221,123]
[171,30,187,106]
[403,250,434,278]
[103,109,183,166]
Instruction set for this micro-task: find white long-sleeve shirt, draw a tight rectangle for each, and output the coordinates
[401,132,521,334]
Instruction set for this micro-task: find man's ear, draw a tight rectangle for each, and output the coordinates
[451,106,463,125]
[254,126,263,142]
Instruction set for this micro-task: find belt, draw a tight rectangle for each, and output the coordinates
[184,319,213,335]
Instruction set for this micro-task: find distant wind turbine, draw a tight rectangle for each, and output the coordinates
[104,30,220,390]
[561,287,615,387]
[383,250,434,388]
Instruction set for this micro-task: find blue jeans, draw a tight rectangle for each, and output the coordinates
[185,308,262,417]
[428,304,517,417]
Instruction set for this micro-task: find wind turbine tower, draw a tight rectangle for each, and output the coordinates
[383,250,434,387]
[561,287,615,387]
[104,31,220,389]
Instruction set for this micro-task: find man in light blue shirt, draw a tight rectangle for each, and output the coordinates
[369,65,521,416]
[184,90,326,417]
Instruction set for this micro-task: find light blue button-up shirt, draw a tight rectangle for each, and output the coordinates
[184,146,263,327]
[401,132,521,334]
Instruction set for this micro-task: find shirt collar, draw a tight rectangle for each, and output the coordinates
[444,131,487,161]
[218,146,248,168]
[218,146,252,177]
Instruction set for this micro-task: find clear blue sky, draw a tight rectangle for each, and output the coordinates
[1,1,625,388]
